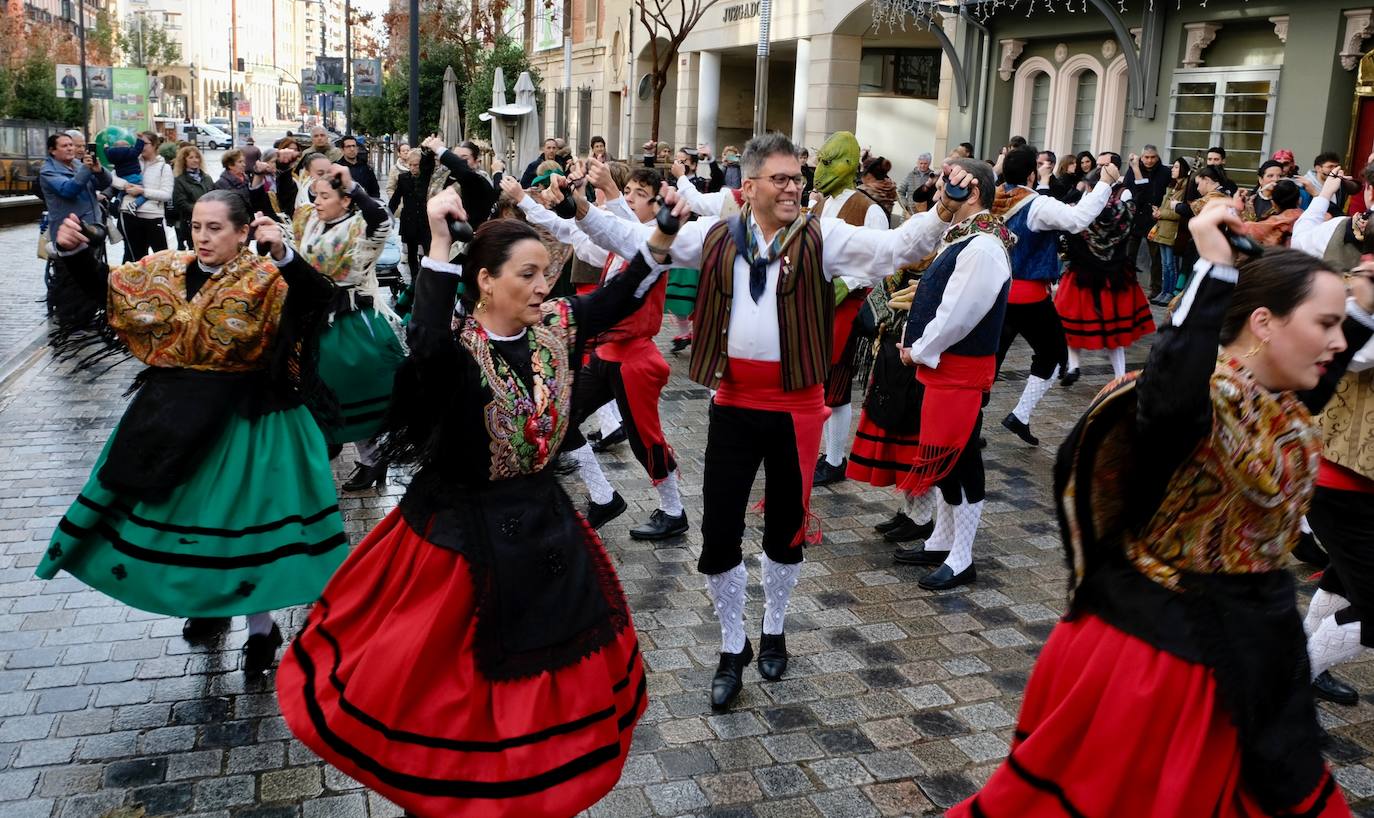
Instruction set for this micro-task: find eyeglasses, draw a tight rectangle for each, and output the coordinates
[750,174,806,190]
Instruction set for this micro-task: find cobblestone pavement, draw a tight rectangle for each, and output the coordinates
[0,222,56,373]
[1,282,1373,818]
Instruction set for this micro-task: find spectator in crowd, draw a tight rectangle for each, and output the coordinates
[956,141,975,158]
[171,145,214,251]
[899,153,937,214]
[1146,156,1191,305]
[1246,160,1288,221]
[215,148,252,206]
[1204,145,1237,194]
[800,148,815,199]
[387,147,431,283]
[589,135,610,162]
[520,137,560,187]
[1235,178,1303,248]
[39,132,111,243]
[419,136,496,228]
[1303,151,1360,216]
[385,142,410,199]
[859,155,897,220]
[298,126,342,168]
[1124,145,1170,298]
[1348,160,1374,214]
[1062,152,1097,203]
[109,132,173,261]
[720,144,743,189]
[1052,155,1080,202]
[336,135,380,199]
[240,137,262,170]
[1171,164,1230,294]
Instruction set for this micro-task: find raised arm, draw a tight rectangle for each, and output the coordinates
[514,194,610,268]
[1025,180,1112,233]
[675,174,732,217]
[576,191,710,269]
[818,208,947,287]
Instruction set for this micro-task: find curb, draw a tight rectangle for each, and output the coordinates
[0,320,49,397]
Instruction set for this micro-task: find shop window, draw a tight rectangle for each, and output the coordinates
[1166,68,1279,186]
[859,49,941,99]
[1070,72,1097,154]
[1027,72,1050,149]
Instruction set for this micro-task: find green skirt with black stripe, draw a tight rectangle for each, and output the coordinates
[317,308,406,444]
[37,405,348,617]
[665,267,699,318]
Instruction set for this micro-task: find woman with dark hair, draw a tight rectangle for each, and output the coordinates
[951,200,1374,818]
[36,192,346,675]
[278,164,402,491]
[276,186,679,818]
[1237,178,1304,248]
[859,155,897,219]
[1171,164,1232,293]
[1055,156,1155,385]
[1147,156,1192,304]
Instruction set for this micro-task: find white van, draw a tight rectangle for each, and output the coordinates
[191,123,232,149]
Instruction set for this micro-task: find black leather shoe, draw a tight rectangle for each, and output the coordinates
[1059,368,1081,387]
[591,427,627,452]
[758,633,788,681]
[1001,413,1039,446]
[1313,670,1360,706]
[629,509,689,541]
[1292,531,1329,569]
[874,512,909,535]
[243,624,284,675]
[919,562,977,591]
[893,546,951,566]
[884,516,935,543]
[342,460,388,492]
[710,639,753,711]
[813,457,848,486]
[182,617,230,642]
[586,492,627,529]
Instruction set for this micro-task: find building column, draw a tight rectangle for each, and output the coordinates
[697,50,721,153]
[675,52,699,148]
[791,38,810,145]
[803,34,863,153]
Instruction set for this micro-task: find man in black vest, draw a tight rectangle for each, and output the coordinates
[568,133,970,710]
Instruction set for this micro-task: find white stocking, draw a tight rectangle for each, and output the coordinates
[656,469,684,517]
[824,403,853,466]
[942,499,984,575]
[924,494,955,552]
[1108,347,1126,379]
[1012,371,1056,425]
[247,612,276,637]
[705,564,748,653]
[760,554,802,636]
[569,444,614,505]
[1066,347,1081,372]
[907,491,935,526]
[596,401,622,437]
[1305,588,1348,637]
[1309,616,1365,678]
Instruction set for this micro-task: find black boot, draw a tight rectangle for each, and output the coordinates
[243,624,284,676]
[874,512,909,535]
[883,516,935,543]
[629,509,689,541]
[813,456,848,487]
[342,460,388,492]
[1313,670,1360,706]
[710,639,753,711]
[758,633,788,681]
[591,427,627,452]
[1001,413,1039,446]
[182,617,230,642]
[586,492,627,529]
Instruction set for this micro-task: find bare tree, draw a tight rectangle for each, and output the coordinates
[637,0,725,141]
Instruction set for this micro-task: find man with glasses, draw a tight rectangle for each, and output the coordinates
[569,133,983,711]
[504,167,691,543]
[335,135,380,199]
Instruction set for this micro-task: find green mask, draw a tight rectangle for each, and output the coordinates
[814,131,860,197]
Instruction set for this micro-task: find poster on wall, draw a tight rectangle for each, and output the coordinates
[56,64,82,98]
[534,3,561,51]
[315,58,344,93]
[86,67,113,100]
[302,68,316,98]
[111,68,149,131]
[352,59,381,97]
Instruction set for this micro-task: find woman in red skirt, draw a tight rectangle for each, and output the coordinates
[1054,153,1155,386]
[951,201,1374,817]
[276,186,682,817]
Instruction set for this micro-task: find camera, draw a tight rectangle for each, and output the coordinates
[78,220,107,245]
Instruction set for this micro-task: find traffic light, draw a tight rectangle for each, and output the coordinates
[217,90,232,108]
[236,58,245,72]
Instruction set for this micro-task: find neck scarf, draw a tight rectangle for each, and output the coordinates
[741,204,808,303]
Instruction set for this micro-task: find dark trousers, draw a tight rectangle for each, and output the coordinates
[698,402,806,575]
[995,297,1068,380]
[564,352,673,481]
[1313,486,1374,645]
[1128,233,1164,295]
[122,214,167,262]
[174,221,192,250]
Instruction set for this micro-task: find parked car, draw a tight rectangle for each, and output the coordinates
[193,124,232,149]
[375,230,404,300]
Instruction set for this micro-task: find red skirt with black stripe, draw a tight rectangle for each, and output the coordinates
[845,411,919,488]
[949,613,1350,818]
[1054,268,1155,351]
[276,508,646,818]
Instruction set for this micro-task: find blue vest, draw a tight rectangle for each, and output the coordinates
[1004,194,1061,282]
[905,237,1010,359]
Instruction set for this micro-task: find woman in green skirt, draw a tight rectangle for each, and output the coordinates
[38,192,348,674]
[276,162,404,492]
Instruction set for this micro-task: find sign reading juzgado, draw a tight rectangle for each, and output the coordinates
[722,1,760,23]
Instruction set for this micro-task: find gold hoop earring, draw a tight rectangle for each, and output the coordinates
[1242,337,1269,358]
[476,296,489,312]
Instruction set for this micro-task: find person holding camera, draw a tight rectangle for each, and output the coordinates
[36,193,346,677]
[899,152,938,214]
[40,132,111,244]
[275,162,402,492]
[1054,152,1155,385]
[276,185,685,818]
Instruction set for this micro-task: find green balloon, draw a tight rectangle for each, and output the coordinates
[92,126,136,168]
